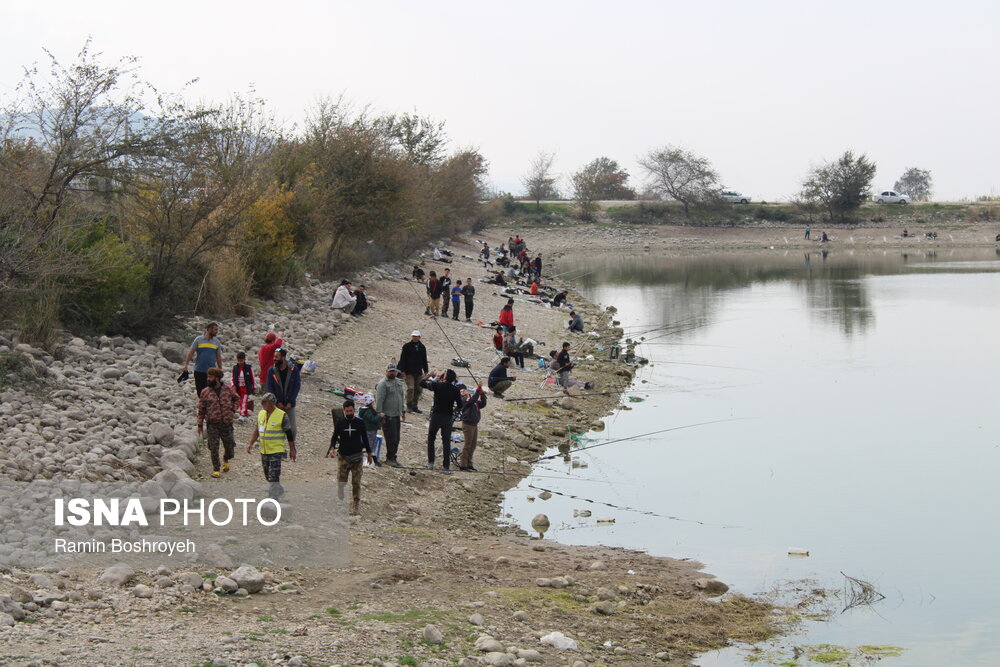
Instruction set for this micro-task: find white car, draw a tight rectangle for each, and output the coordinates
[721,190,751,204]
[874,190,910,204]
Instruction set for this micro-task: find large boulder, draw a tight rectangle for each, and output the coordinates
[228,565,265,594]
[149,424,176,447]
[158,341,188,365]
[98,563,134,587]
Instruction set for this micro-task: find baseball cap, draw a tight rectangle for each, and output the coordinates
[411,330,421,337]
[386,363,397,371]
[265,332,277,342]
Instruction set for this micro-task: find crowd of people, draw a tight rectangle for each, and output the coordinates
[181,234,594,515]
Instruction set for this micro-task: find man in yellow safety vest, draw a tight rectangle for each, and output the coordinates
[246,392,296,499]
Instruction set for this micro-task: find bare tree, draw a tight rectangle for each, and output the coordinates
[638,146,718,217]
[521,151,559,208]
[894,167,932,201]
[0,40,184,293]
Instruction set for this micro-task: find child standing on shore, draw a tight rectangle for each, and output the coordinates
[232,352,256,419]
[451,281,463,320]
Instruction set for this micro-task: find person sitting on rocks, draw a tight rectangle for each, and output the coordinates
[246,392,296,499]
[198,368,239,478]
[552,291,569,308]
[331,279,357,313]
[412,265,425,281]
[328,399,373,515]
[351,284,369,316]
[568,311,584,333]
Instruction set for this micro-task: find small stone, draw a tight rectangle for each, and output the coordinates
[513,610,529,622]
[215,576,238,593]
[122,372,142,386]
[592,601,616,615]
[535,578,552,588]
[422,624,444,644]
[468,612,484,626]
[51,601,69,611]
[596,587,617,601]
[482,653,514,666]
[0,613,15,627]
[693,577,729,596]
[475,636,504,653]
[132,584,153,599]
[516,649,543,662]
[589,560,607,571]
[530,514,549,529]
[614,647,628,655]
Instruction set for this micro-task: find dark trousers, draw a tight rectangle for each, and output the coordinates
[510,351,525,369]
[261,452,284,482]
[464,297,474,319]
[194,371,209,396]
[383,416,401,460]
[451,300,460,319]
[427,412,453,469]
[205,422,236,471]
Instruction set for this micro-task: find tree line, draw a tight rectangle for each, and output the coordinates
[521,149,933,222]
[0,44,489,342]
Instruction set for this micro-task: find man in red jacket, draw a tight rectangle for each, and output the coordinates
[498,298,515,332]
[258,330,283,384]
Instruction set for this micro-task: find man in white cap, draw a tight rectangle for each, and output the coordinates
[398,331,428,414]
[375,362,406,467]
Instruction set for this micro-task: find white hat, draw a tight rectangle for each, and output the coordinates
[411,330,421,337]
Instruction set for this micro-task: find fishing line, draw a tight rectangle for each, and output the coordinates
[403,278,483,387]
[524,484,744,528]
[531,417,747,463]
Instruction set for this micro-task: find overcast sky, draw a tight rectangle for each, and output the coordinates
[2,0,997,201]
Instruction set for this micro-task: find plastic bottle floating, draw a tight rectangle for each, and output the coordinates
[573,509,592,518]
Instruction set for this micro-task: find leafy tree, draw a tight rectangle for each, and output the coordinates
[800,150,877,223]
[571,157,636,220]
[638,146,719,217]
[379,112,448,166]
[893,167,932,201]
[521,151,559,208]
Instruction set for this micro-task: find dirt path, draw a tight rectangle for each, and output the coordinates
[1,228,785,667]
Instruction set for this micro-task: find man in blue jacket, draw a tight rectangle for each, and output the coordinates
[266,348,301,435]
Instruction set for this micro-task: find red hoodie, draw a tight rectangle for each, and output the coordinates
[258,337,283,384]
[498,306,514,328]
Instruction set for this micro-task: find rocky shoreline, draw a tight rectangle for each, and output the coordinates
[0,227,782,666]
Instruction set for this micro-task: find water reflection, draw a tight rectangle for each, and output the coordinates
[576,249,999,337]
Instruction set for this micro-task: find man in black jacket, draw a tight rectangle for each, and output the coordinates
[398,330,429,413]
[419,369,463,474]
[488,357,516,398]
[438,268,452,318]
[462,278,476,322]
[327,400,373,515]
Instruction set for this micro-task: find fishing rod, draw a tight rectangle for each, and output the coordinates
[503,391,625,402]
[403,278,484,387]
[531,417,746,463]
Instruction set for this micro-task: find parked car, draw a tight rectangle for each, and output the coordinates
[720,190,751,204]
[874,190,910,204]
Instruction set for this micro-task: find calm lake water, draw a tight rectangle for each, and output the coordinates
[503,247,1000,666]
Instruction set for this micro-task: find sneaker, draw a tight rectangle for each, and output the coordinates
[426,462,435,470]
[442,469,453,475]
[466,466,478,472]
[493,392,504,399]
[411,407,424,414]
[388,459,403,468]
[222,462,230,473]
[211,471,221,478]
[373,459,382,467]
